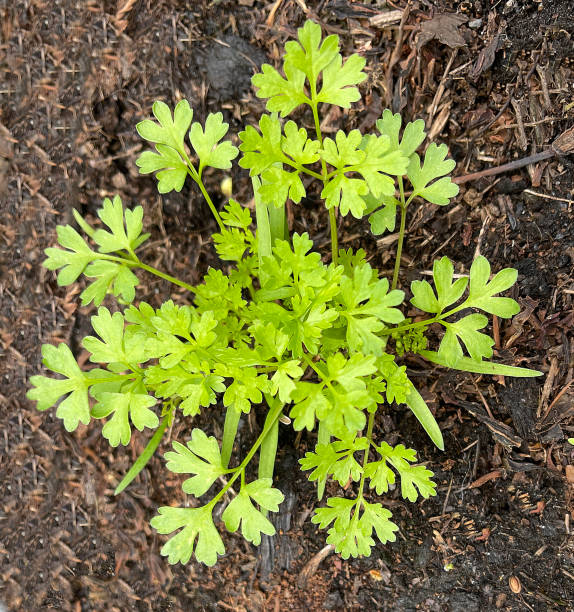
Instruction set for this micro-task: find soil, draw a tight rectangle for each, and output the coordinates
[1,1,574,611]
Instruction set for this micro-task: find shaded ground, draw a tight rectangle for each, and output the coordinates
[1,0,573,610]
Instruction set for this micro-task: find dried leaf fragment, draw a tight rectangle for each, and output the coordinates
[417,13,468,50]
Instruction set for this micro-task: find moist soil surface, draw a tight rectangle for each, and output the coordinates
[1,1,574,610]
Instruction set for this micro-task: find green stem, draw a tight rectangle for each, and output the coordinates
[207,400,284,508]
[180,152,225,231]
[221,406,242,469]
[328,207,338,265]
[309,92,339,265]
[380,302,467,337]
[316,420,331,500]
[391,177,407,291]
[258,395,282,515]
[357,410,376,500]
[302,353,335,393]
[97,253,197,293]
[194,173,225,232]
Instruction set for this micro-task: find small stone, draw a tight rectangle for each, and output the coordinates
[468,18,483,29]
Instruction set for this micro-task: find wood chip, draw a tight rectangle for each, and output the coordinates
[468,470,502,489]
[369,10,403,29]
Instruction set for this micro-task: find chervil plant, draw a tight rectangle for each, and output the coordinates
[28,20,540,566]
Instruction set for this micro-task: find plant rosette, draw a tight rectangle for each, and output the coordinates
[28,20,541,567]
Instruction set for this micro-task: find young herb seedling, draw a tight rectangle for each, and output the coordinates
[29,20,541,566]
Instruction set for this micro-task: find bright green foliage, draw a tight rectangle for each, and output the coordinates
[136,99,238,194]
[365,442,436,501]
[467,256,520,317]
[92,384,158,447]
[42,196,149,306]
[321,131,408,218]
[300,437,368,486]
[29,19,541,570]
[137,100,193,152]
[164,429,225,496]
[312,496,398,558]
[376,110,426,158]
[407,143,459,205]
[189,112,238,174]
[252,20,366,116]
[222,479,284,545]
[411,257,468,314]
[27,344,93,432]
[151,505,224,566]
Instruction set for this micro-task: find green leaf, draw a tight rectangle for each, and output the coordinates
[136,99,193,154]
[270,360,304,403]
[411,256,468,314]
[284,20,340,86]
[440,314,494,364]
[212,227,252,261]
[367,195,399,235]
[322,172,369,218]
[189,112,239,173]
[321,131,406,217]
[369,442,436,502]
[252,62,309,117]
[281,121,320,166]
[164,429,225,496]
[220,199,252,229]
[222,367,270,414]
[377,355,410,404]
[151,505,224,566]
[81,259,139,306]
[43,225,96,286]
[300,439,366,486]
[27,343,91,432]
[92,387,158,447]
[222,478,284,545]
[259,165,305,208]
[92,195,150,253]
[179,374,226,417]
[354,135,407,194]
[419,349,542,377]
[290,381,330,431]
[239,114,283,175]
[407,143,459,205]
[83,307,146,365]
[316,52,366,108]
[321,130,364,168]
[312,496,397,559]
[339,263,404,355]
[376,110,426,157]
[404,383,444,450]
[467,256,520,317]
[360,500,399,546]
[136,145,188,193]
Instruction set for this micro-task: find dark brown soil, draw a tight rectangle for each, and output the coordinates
[1,1,573,610]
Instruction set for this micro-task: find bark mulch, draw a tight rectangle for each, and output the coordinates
[1,1,573,610]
